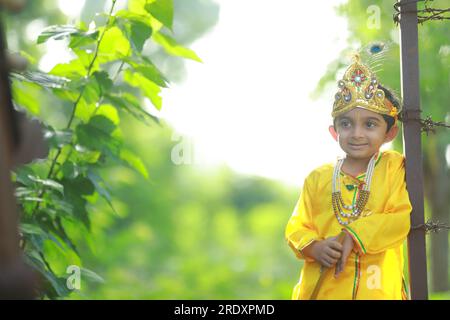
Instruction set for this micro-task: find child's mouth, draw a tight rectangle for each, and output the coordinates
[349,143,368,149]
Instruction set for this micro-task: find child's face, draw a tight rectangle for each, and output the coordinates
[329,107,398,160]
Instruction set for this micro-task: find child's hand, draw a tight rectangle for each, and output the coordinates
[304,236,343,268]
[334,232,355,278]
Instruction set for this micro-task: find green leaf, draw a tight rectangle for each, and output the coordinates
[11,71,70,89]
[83,76,101,103]
[27,175,64,195]
[44,127,73,148]
[25,234,72,298]
[50,199,75,216]
[116,13,153,52]
[66,176,95,196]
[14,186,35,198]
[120,149,149,179]
[72,77,102,123]
[50,59,87,79]
[27,216,68,252]
[19,50,37,65]
[24,250,70,299]
[128,0,152,16]
[46,232,67,252]
[126,60,168,88]
[11,81,42,116]
[73,49,99,73]
[97,26,131,64]
[145,0,174,31]
[76,115,122,155]
[87,170,117,215]
[51,87,81,103]
[115,10,151,25]
[69,30,100,49]
[74,99,96,123]
[20,223,46,236]
[54,217,79,254]
[153,32,202,62]
[105,92,160,125]
[24,159,51,178]
[73,145,102,164]
[66,72,111,123]
[60,176,95,229]
[60,161,81,179]
[137,65,168,88]
[124,69,162,110]
[95,104,120,125]
[93,71,113,94]
[37,25,96,44]
[80,267,105,284]
[20,197,44,202]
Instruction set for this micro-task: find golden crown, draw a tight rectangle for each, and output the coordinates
[331,54,399,120]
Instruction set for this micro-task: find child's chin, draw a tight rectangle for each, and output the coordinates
[344,149,373,159]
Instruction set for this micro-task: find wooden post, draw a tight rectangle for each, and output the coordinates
[0,11,36,299]
[397,0,429,300]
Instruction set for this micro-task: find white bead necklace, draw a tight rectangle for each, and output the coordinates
[331,152,378,225]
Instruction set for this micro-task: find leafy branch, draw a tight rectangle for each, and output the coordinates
[11,0,201,299]
[31,0,118,220]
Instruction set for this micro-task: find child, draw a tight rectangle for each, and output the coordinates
[285,54,412,300]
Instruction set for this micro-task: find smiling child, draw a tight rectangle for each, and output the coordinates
[285,54,412,300]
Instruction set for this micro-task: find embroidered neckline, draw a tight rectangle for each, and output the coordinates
[339,151,383,183]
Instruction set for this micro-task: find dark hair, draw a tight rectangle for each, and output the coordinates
[379,84,400,132]
[333,84,401,133]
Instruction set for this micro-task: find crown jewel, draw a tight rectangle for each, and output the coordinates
[332,54,399,120]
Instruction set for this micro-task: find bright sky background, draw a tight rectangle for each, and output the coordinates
[160,0,352,187]
[48,0,401,188]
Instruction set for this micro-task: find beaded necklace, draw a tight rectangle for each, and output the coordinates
[331,152,378,225]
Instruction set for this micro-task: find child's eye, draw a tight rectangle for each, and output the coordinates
[340,121,351,128]
[366,122,376,128]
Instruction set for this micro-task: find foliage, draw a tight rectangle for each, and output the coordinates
[11,0,202,299]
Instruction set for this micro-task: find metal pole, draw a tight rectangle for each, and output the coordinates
[397,0,429,300]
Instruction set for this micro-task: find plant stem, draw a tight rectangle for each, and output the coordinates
[30,0,118,219]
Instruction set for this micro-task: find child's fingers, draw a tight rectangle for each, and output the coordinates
[329,241,343,252]
[319,256,332,268]
[334,261,340,276]
[335,252,351,278]
[323,255,338,267]
[322,255,337,268]
[334,260,343,277]
[325,247,342,259]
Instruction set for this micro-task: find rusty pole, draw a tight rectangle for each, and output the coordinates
[397,0,429,300]
[0,9,36,299]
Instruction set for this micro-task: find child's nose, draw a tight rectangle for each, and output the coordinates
[352,125,365,138]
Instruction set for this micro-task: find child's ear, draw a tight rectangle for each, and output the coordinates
[329,125,338,141]
[384,124,399,143]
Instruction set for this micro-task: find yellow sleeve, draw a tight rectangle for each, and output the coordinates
[285,175,319,261]
[343,156,412,255]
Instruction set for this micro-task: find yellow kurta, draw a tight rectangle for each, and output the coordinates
[285,150,412,300]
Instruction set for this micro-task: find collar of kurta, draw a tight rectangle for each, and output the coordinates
[340,151,383,188]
